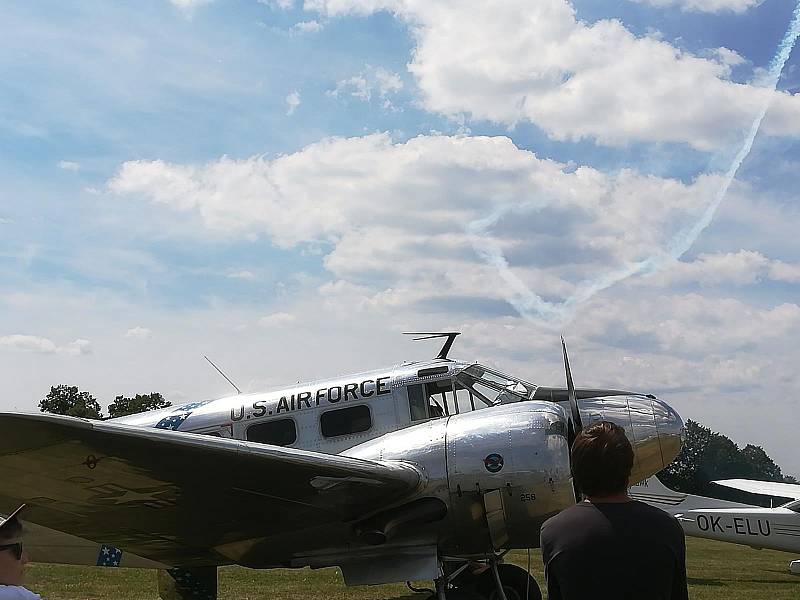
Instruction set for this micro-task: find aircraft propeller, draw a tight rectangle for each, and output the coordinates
[561,337,584,502]
[560,336,583,446]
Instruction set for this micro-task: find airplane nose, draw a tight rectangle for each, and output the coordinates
[651,398,684,467]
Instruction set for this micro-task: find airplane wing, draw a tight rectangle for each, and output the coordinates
[713,479,800,500]
[0,412,421,567]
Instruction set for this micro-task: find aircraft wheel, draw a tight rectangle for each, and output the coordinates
[476,563,542,600]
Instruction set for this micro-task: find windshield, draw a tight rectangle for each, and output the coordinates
[454,364,537,408]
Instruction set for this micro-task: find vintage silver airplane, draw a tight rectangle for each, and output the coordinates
[632,475,800,575]
[0,333,684,600]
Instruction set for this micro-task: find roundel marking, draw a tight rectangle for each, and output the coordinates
[484,453,504,473]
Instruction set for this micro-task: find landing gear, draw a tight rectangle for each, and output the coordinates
[476,564,541,600]
[443,561,541,600]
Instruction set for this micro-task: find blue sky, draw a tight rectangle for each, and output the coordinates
[1,0,800,475]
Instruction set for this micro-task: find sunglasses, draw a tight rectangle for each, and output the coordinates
[0,542,22,561]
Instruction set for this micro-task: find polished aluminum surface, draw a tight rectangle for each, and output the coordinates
[346,402,574,554]
[2,351,685,581]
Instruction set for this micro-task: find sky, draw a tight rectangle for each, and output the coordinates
[1,0,799,476]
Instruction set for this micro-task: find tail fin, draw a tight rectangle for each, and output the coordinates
[629,475,688,512]
[630,474,756,514]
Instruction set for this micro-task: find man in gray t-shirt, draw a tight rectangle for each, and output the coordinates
[540,422,688,600]
[0,506,42,600]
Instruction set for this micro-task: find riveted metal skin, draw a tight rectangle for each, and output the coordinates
[0,353,685,585]
[345,403,573,555]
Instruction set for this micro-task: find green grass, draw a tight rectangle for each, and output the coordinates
[24,538,798,599]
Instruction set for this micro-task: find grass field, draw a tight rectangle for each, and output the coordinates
[24,537,798,599]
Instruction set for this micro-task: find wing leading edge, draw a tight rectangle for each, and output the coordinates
[714,479,800,501]
[0,412,421,567]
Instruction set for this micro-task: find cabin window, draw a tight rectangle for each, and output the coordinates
[320,405,372,437]
[408,384,428,421]
[450,381,476,414]
[247,419,297,446]
[408,382,448,421]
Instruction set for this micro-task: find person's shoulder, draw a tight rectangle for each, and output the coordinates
[0,586,42,600]
[542,503,593,532]
[629,501,684,529]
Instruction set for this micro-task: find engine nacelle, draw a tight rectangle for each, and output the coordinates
[344,402,573,554]
[346,393,683,555]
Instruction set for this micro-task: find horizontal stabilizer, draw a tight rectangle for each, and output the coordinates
[713,479,800,501]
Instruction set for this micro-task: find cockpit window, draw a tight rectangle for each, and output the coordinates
[454,365,536,407]
[406,364,536,420]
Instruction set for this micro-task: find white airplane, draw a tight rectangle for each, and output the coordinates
[0,334,685,600]
[630,475,800,575]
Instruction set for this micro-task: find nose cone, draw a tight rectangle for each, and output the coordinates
[652,398,684,467]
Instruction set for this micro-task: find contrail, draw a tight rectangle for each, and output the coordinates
[472,3,800,324]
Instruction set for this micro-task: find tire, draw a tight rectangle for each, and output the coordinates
[475,563,542,600]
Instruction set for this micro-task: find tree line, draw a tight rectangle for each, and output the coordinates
[659,419,798,506]
[39,384,171,419]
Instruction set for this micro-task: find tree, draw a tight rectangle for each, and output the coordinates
[659,419,793,506]
[107,393,171,418]
[741,444,783,481]
[659,420,710,493]
[39,385,103,419]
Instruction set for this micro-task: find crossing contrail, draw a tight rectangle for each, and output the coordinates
[472,3,800,324]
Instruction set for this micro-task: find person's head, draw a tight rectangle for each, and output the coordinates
[0,506,28,586]
[571,421,634,498]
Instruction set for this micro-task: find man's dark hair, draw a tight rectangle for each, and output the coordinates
[0,516,22,543]
[571,421,634,496]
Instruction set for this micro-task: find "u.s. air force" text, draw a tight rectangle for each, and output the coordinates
[230,376,391,421]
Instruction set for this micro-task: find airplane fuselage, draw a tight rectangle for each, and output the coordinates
[112,357,684,565]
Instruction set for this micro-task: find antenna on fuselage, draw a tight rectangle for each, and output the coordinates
[203,355,242,395]
[403,331,461,359]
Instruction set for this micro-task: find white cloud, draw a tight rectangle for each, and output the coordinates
[57,160,80,171]
[712,47,747,68]
[258,312,296,327]
[286,90,301,115]
[306,0,800,151]
[259,0,294,7]
[0,334,91,355]
[374,67,403,95]
[124,326,153,340]
[629,0,764,13]
[330,75,371,101]
[227,270,257,281]
[582,292,800,357]
[329,67,403,105]
[169,0,214,12]
[0,335,58,354]
[63,339,93,356]
[292,20,323,34]
[109,133,731,319]
[655,251,800,286]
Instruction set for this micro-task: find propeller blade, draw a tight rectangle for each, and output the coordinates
[561,337,583,502]
[561,337,582,432]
